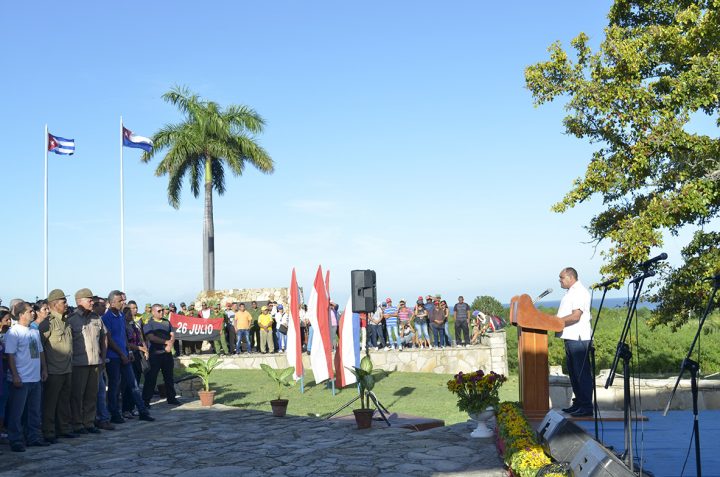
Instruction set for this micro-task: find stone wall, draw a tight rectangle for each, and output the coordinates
[176,331,508,376]
[195,287,304,308]
[549,367,720,411]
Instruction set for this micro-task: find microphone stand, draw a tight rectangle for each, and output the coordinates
[604,271,650,470]
[662,276,719,477]
[585,284,611,442]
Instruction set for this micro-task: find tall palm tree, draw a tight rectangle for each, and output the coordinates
[142,86,274,291]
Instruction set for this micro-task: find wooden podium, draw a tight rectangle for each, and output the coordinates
[509,294,565,419]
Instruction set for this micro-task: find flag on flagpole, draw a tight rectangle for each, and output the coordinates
[122,126,153,152]
[306,265,334,384]
[334,296,360,387]
[325,269,331,296]
[47,133,75,155]
[286,268,303,380]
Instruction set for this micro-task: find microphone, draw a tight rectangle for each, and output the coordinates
[593,277,619,289]
[630,270,655,284]
[639,252,668,269]
[533,288,553,303]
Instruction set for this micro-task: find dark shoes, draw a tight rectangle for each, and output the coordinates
[45,437,59,444]
[569,408,593,418]
[166,399,181,405]
[59,432,79,438]
[110,416,126,424]
[96,421,116,430]
[10,443,25,452]
[561,404,579,413]
[138,413,155,422]
[86,427,101,434]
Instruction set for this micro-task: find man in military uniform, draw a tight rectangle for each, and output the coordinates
[38,289,75,443]
[67,288,107,434]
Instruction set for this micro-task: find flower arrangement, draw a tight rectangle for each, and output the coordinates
[446,369,506,414]
[495,402,569,477]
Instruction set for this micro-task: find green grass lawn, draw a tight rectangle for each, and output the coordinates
[203,369,519,425]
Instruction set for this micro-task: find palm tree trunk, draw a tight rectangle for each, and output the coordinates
[203,158,215,292]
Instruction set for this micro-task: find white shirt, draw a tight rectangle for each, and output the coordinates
[5,323,43,383]
[557,280,592,341]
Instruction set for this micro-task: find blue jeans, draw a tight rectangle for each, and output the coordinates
[96,370,110,422]
[7,381,42,445]
[431,325,445,348]
[277,330,287,350]
[564,339,593,410]
[368,324,384,347]
[307,326,314,352]
[415,322,431,342]
[386,324,400,348]
[236,329,251,353]
[444,322,452,345]
[107,358,147,419]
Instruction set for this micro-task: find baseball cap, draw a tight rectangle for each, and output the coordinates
[75,288,93,300]
[426,295,433,300]
[385,298,392,303]
[261,305,268,311]
[417,296,423,301]
[277,304,284,310]
[47,289,68,302]
[180,302,186,307]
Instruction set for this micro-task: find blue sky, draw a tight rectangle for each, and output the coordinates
[3,0,691,307]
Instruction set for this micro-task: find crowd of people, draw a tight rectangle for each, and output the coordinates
[0,288,503,452]
[169,294,501,356]
[0,289,179,453]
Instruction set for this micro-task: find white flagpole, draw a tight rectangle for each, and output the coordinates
[44,124,48,298]
[120,116,125,292]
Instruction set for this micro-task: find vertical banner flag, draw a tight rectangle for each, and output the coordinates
[325,269,331,296]
[334,296,360,387]
[48,133,75,155]
[122,126,153,152]
[287,268,303,380]
[306,265,334,383]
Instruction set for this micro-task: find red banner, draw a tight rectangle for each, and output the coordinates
[169,313,224,341]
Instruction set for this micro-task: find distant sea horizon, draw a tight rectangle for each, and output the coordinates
[504,297,657,310]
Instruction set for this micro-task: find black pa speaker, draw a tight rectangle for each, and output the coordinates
[351,269,376,313]
[539,410,634,477]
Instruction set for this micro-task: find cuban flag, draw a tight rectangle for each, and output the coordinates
[47,133,75,155]
[334,296,360,387]
[122,126,153,152]
[306,265,334,384]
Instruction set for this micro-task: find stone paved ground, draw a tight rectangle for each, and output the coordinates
[1,399,506,476]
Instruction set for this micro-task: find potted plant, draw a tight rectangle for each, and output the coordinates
[346,352,379,429]
[187,354,223,406]
[447,369,506,437]
[260,364,296,416]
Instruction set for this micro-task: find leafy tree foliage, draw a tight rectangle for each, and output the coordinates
[525,0,720,328]
[142,86,273,291]
[471,295,505,317]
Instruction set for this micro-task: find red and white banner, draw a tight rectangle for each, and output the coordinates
[169,313,224,341]
[307,265,334,384]
[286,268,303,380]
[334,296,359,387]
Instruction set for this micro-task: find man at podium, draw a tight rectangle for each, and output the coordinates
[556,267,593,417]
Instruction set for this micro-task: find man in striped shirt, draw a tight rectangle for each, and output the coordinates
[382,298,400,351]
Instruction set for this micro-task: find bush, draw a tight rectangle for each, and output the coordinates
[471,296,505,318]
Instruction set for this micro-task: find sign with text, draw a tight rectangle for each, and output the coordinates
[169,313,223,341]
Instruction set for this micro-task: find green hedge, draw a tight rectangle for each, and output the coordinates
[503,306,720,376]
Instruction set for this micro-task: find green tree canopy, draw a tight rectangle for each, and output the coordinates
[142,86,274,291]
[525,0,720,329]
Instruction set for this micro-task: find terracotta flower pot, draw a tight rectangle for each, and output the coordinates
[270,399,289,417]
[353,408,375,429]
[198,390,216,407]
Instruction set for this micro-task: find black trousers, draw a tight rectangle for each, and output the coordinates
[455,320,470,345]
[226,324,237,354]
[141,352,175,404]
